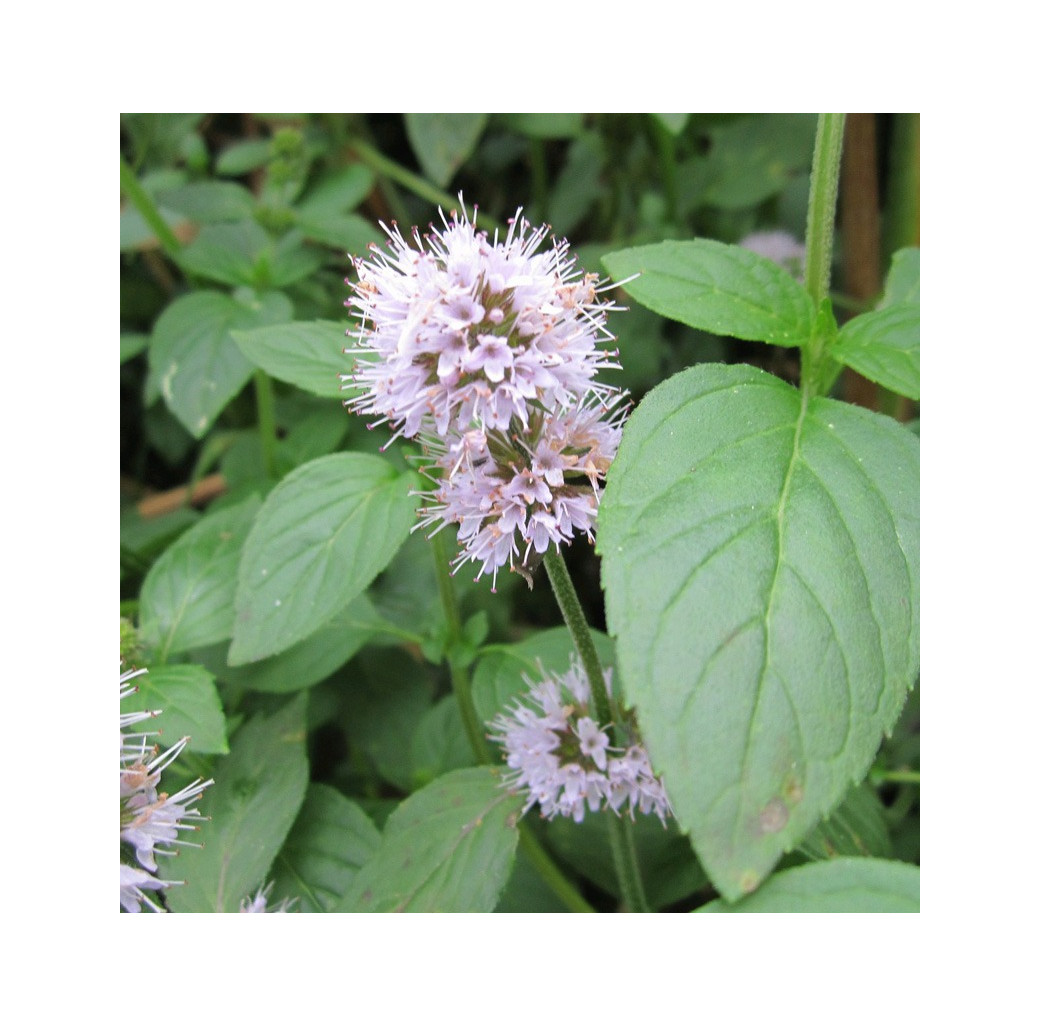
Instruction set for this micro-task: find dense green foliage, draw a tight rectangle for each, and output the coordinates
[121,113,919,912]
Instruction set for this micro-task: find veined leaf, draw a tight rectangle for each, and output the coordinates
[232,320,348,399]
[162,694,309,912]
[598,363,919,900]
[148,289,292,438]
[119,663,228,755]
[338,767,522,912]
[229,453,418,664]
[269,784,381,912]
[139,495,261,660]
[604,240,814,347]
[404,114,488,188]
[696,857,919,912]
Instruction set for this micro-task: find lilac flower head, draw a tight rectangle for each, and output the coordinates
[120,666,213,912]
[343,198,623,443]
[488,657,672,824]
[414,389,628,590]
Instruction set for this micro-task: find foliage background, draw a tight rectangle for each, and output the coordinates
[119,113,919,913]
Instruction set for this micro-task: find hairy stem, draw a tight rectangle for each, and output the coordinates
[428,531,595,912]
[801,113,846,397]
[119,154,182,257]
[543,548,650,912]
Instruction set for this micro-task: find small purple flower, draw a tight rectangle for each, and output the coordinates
[120,667,213,912]
[488,658,672,825]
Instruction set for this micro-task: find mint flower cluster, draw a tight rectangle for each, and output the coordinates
[344,200,628,588]
[120,667,212,913]
[488,659,672,824]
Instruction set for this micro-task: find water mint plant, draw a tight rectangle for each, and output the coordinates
[120,113,919,913]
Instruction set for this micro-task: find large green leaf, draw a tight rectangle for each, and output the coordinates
[232,320,348,399]
[404,114,488,188]
[139,495,261,660]
[598,363,919,900]
[269,784,381,912]
[603,240,814,347]
[696,857,919,912]
[149,289,292,437]
[119,663,228,755]
[229,453,418,664]
[162,694,309,911]
[338,767,523,912]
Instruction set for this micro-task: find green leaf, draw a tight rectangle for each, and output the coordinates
[296,212,382,255]
[700,114,818,209]
[162,694,309,911]
[346,648,434,790]
[472,625,614,727]
[404,113,488,187]
[297,165,374,216]
[696,857,919,912]
[501,113,583,138]
[269,784,381,912]
[598,363,919,900]
[148,289,292,438]
[177,223,321,289]
[603,240,815,347]
[797,780,892,860]
[548,132,606,236]
[410,696,477,788]
[121,331,148,363]
[830,248,920,400]
[139,496,261,660]
[196,593,381,693]
[831,304,920,400]
[546,812,707,910]
[216,139,273,176]
[232,319,347,398]
[176,221,272,286]
[338,767,523,912]
[879,248,920,308]
[155,181,256,223]
[120,663,228,755]
[229,453,418,664]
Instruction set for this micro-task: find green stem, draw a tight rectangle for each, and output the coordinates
[119,154,182,256]
[801,113,846,396]
[542,549,650,912]
[518,830,597,913]
[428,531,595,912]
[348,137,507,234]
[253,370,278,479]
[874,769,920,786]
[430,530,491,763]
[529,137,549,222]
[543,549,612,725]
